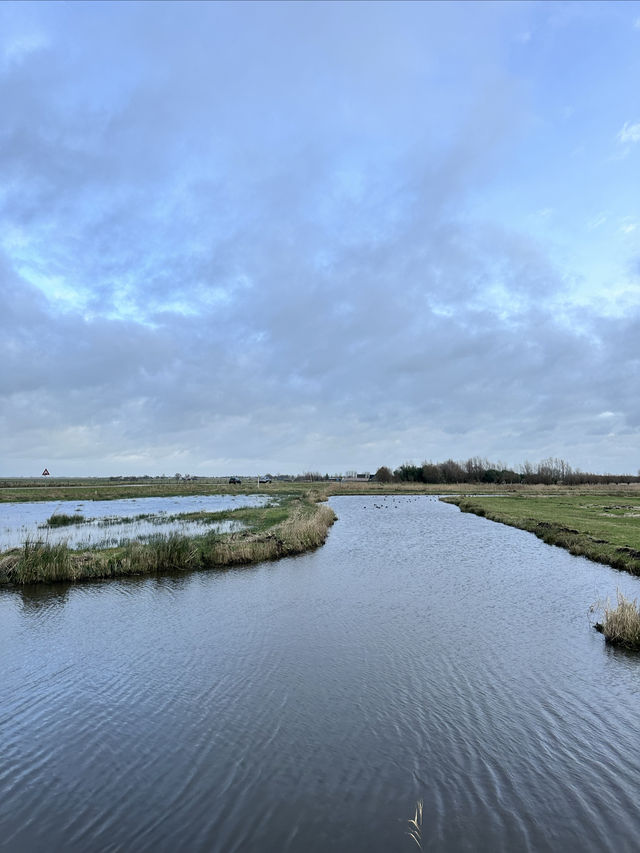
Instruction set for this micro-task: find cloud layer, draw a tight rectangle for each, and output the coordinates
[1,2,639,475]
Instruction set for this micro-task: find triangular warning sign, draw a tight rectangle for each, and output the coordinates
[42,468,50,476]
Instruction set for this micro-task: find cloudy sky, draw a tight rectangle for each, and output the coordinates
[1,1,639,477]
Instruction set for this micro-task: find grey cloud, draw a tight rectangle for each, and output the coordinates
[1,2,639,474]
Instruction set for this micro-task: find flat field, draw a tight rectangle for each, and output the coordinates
[0,477,508,504]
[443,493,640,576]
[6,476,636,504]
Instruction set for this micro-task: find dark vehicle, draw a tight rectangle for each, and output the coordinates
[228,477,242,484]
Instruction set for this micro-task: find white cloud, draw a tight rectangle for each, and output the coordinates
[2,32,49,66]
[587,212,607,230]
[618,121,640,144]
[620,222,637,235]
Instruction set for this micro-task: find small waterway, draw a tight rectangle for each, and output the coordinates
[1,495,639,852]
[0,493,271,551]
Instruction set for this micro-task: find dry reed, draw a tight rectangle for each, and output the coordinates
[407,799,423,850]
[593,590,640,650]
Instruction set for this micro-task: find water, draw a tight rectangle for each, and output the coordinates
[1,495,640,852]
[0,494,271,550]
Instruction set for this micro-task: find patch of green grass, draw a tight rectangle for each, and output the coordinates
[94,512,154,526]
[93,509,246,527]
[443,494,640,575]
[44,513,86,527]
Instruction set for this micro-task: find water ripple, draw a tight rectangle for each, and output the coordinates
[2,495,640,852]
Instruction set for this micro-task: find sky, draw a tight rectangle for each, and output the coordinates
[1,0,639,477]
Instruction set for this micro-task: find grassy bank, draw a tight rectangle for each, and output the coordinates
[0,493,336,585]
[443,494,640,576]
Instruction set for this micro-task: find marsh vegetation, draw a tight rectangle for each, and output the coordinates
[0,493,336,585]
[593,591,640,650]
[45,512,85,527]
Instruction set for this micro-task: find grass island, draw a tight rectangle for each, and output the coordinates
[0,485,336,586]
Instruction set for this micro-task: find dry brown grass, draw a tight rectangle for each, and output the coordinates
[206,502,336,566]
[593,591,640,650]
[406,799,423,850]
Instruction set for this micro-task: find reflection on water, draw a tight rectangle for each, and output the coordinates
[14,583,72,615]
[0,493,270,551]
[1,496,640,853]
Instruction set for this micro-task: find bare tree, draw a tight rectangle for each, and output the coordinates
[374,466,394,483]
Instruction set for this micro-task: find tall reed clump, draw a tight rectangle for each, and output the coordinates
[108,534,204,576]
[7,540,75,584]
[278,502,336,551]
[594,591,640,650]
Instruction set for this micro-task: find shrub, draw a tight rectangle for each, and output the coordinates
[46,513,85,527]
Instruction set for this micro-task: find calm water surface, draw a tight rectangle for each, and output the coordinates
[1,496,640,852]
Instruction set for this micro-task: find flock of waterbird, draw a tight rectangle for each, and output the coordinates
[361,495,439,510]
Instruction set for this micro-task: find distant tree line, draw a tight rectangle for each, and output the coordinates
[374,457,640,486]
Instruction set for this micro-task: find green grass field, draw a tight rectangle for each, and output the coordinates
[443,494,640,576]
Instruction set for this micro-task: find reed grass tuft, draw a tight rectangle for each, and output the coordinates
[45,513,85,527]
[10,540,75,583]
[406,799,423,850]
[593,590,640,650]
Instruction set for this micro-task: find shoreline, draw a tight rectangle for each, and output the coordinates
[6,483,640,586]
[443,495,640,577]
[0,495,337,586]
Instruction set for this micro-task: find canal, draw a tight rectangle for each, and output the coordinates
[1,495,639,852]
